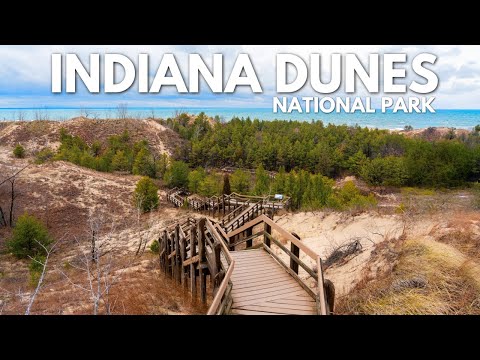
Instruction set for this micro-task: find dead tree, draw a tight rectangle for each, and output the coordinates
[25,239,59,315]
[8,178,17,227]
[0,164,29,227]
[57,213,134,315]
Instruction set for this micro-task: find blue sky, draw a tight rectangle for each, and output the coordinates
[0,45,479,109]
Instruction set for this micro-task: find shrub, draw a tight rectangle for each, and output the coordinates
[13,144,25,158]
[199,174,221,197]
[133,147,156,178]
[111,150,130,171]
[329,181,377,210]
[35,147,55,164]
[231,169,250,194]
[133,177,159,212]
[188,167,207,193]
[404,125,414,131]
[7,213,51,259]
[150,240,159,254]
[164,161,190,188]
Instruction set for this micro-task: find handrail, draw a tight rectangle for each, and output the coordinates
[221,201,250,226]
[206,219,235,315]
[316,256,327,315]
[226,214,317,259]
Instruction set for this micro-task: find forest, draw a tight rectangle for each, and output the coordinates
[40,113,480,211]
[166,113,480,188]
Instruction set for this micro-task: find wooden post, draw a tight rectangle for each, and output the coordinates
[290,243,300,274]
[264,220,271,248]
[162,230,168,273]
[213,242,221,291]
[190,226,197,299]
[200,267,207,304]
[246,227,253,248]
[174,225,181,284]
[168,233,174,277]
[180,229,187,290]
[198,218,207,304]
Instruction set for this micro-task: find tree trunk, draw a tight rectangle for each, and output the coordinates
[9,179,15,227]
[0,206,6,227]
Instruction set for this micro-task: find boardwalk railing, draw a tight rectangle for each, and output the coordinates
[216,214,332,315]
[158,217,234,315]
[222,202,267,241]
[166,189,290,214]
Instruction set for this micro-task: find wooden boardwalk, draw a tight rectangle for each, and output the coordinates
[229,249,317,315]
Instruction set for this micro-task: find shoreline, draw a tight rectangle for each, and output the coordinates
[0,116,477,134]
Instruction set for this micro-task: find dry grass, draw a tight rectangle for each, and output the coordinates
[431,210,480,258]
[336,239,480,314]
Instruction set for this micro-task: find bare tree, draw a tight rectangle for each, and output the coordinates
[17,110,25,121]
[116,103,128,120]
[80,107,91,118]
[8,177,17,227]
[25,239,59,315]
[0,164,28,228]
[56,212,135,315]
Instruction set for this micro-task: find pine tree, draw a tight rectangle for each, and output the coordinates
[223,174,232,195]
[231,169,250,194]
[133,147,155,177]
[254,164,270,195]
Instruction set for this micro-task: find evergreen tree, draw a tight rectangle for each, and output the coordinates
[111,150,130,171]
[231,169,250,194]
[133,147,156,178]
[223,174,232,195]
[133,177,159,212]
[164,160,190,188]
[254,164,270,195]
[188,167,207,193]
[199,174,221,197]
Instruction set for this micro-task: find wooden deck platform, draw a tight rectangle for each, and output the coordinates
[229,249,317,315]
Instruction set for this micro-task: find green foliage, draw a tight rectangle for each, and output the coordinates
[164,160,190,188]
[133,147,156,178]
[273,166,287,194]
[223,174,231,195]
[330,181,377,210]
[53,129,160,177]
[133,177,159,212]
[13,144,25,158]
[231,169,251,194]
[34,147,55,164]
[111,150,130,171]
[301,174,335,210]
[404,125,413,131]
[348,151,368,176]
[360,156,408,187]
[29,255,45,287]
[254,164,270,195]
[170,118,480,189]
[188,167,207,193]
[150,240,159,254]
[198,174,221,197]
[156,153,170,179]
[7,213,51,259]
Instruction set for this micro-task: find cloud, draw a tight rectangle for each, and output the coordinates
[0,45,479,109]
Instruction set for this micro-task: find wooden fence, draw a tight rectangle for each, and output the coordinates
[158,217,234,315]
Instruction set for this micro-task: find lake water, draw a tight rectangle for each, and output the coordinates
[1,107,480,130]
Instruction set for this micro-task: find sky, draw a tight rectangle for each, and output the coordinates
[0,45,479,109]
